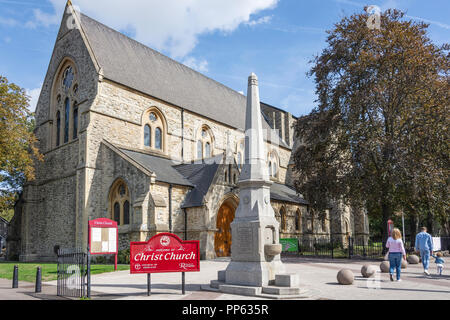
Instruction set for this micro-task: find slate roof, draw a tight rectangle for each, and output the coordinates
[270,183,308,205]
[78,12,289,149]
[174,155,223,208]
[112,145,307,207]
[118,148,194,187]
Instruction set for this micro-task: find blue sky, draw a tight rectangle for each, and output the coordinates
[0,0,449,117]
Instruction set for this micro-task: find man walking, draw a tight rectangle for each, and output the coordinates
[415,227,433,275]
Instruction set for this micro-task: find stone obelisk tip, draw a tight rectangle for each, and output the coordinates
[248,73,258,85]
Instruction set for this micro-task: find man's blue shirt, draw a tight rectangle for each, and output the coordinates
[415,232,433,251]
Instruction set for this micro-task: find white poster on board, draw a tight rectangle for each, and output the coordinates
[109,228,117,252]
[432,237,441,251]
[92,228,101,242]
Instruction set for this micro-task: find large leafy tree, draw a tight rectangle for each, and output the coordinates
[293,9,449,242]
[0,76,43,212]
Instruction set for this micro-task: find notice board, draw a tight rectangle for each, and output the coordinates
[88,218,118,255]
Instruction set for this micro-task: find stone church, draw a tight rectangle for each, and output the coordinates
[7,2,368,261]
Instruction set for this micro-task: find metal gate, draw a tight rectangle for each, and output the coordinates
[57,248,88,298]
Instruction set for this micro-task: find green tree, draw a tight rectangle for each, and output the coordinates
[0,76,43,212]
[292,9,449,243]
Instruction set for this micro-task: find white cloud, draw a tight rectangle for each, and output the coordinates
[405,15,450,30]
[26,85,42,112]
[0,16,19,27]
[182,56,209,73]
[245,15,272,27]
[28,0,279,58]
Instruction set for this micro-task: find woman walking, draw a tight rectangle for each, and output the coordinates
[386,228,407,282]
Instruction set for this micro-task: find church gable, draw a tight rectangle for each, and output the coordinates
[34,2,98,153]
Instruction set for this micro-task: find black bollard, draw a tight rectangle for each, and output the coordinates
[12,265,18,288]
[35,266,42,293]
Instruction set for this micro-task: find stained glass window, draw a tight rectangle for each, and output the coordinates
[205,142,211,158]
[73,105,78,139]
[197,141,203,159]
[123,201,130,225]
[149,112,157,122]
[155,127,162,150]
[114,202,120,224]
[64,98,70,143]
[62,66,74,91]
[144,125,151,147]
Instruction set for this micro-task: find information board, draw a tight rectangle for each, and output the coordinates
[88,218,118,255]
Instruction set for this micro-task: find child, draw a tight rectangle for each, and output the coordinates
[431,252,445,275]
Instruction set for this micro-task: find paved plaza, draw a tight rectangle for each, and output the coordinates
[0,257,448,300]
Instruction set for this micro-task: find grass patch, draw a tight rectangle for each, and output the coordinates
[0,262,129,283]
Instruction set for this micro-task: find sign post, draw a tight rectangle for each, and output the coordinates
[88,218,119,270]
[130,233,200,295]
[387,219,394,238]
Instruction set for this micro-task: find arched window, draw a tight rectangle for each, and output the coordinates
[113,202,120,224]
[197,140,203,159]
[144,125,151,147]
[64,97,70,143]
[197,126,214,160]
[109,180,131,226]
[123,201,130,225]
[267,151,279,179]
[205,142,211,158]
[56,111,61,147]
[155,127,162,150]
[73,103,78,139]
[142,109,166,152]
[52,61,78,148]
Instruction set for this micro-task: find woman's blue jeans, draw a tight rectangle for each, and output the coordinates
[389,252,402,280]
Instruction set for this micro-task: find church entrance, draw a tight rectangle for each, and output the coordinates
[214,200,236,257]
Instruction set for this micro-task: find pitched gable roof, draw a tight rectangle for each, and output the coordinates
[77,12,289,148]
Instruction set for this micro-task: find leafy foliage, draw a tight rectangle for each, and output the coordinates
[0,76,43,212]
[292,9,449,238]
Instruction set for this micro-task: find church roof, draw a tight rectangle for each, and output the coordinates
[78,13,289,149]
[270,183,308,205]
[118,148,194,187]
[174,155,224,208]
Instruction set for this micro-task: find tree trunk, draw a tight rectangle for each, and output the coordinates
[409,213,419,243]
[426,211,434,235]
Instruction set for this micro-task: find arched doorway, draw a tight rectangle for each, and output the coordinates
[214,199,237,257]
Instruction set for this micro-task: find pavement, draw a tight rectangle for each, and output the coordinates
[0,257,448,300]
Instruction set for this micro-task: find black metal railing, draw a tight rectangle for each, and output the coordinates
[281,236,450,260]
[57,248,88,298]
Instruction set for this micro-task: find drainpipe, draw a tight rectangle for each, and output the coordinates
[181,108,184,162]
[169,184,173,233]
[184,208,187,240]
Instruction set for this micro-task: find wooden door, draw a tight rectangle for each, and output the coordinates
[214,202,235,257]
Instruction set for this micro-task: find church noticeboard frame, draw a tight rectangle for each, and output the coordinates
[88,218,118,270]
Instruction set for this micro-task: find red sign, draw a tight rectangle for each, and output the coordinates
[387,219,394,237]
[130,233,200,274]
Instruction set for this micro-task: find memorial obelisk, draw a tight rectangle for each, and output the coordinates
[224,73,285,287]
